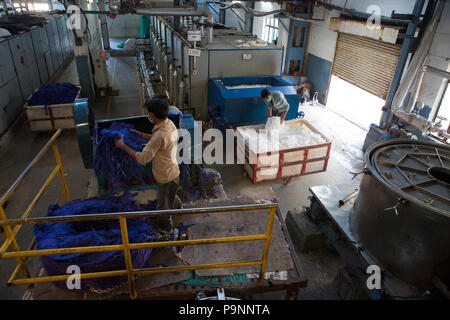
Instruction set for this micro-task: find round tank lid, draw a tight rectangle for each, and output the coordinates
[372,142,450,214]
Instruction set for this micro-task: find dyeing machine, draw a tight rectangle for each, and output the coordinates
[208,76,301,131]
[73,98,202,195]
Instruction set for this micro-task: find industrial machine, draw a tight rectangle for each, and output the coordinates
[145,15,300,127]
[304,139,450,299]
[208,76,300,130]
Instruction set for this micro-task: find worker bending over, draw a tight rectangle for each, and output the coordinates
[260,89,290,124]
[114,98,180,230]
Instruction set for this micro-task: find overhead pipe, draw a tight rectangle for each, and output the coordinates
[207,1,323,22]
[135,8,208,17]
[314,0,411,25]
[68,8,208,17]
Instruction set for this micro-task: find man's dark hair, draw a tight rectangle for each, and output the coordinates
[146,98,169,119]
[261,89,271,98]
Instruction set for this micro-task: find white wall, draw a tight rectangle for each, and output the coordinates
[106,14,141,38]
[252,2,290,71]
[307,6,340,62]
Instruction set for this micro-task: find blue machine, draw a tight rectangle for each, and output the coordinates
[208,76,300,130]
[74,99,199,195]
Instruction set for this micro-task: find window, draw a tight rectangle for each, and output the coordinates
[262,16,278,44]
[10,2,50,12]
[433,83,450,132]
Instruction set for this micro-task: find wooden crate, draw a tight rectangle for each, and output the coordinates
[236,119,331,184]
[25,86,81,132]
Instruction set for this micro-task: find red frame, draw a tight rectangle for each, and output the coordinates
[25,87,80,132]
[235,128,332,184]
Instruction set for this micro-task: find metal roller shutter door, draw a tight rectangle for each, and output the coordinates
[332,33,401,100]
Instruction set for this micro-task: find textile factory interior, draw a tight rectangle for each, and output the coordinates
[0,0,449,304]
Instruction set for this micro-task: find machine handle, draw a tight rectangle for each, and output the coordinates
[384,198,407,216]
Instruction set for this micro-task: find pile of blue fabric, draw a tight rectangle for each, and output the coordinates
[33,193,158,292]
[94,122,147,189]
[27,83,79,106]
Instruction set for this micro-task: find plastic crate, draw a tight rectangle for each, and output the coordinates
[25,86,81,132]
[236,118,332,184]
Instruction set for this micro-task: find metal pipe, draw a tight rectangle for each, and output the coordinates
[98,0,110,50]
[0,129,62,206]
[178,80,185,109]
[0,203,278,226]
[207,12,213,44]
[135,8,208,17]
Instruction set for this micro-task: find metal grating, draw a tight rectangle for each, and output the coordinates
[373,143,450,214]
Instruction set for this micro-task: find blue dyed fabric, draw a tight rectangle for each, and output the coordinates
[94,122,147,189]
[33,193,158,291]
[27,83,79,106]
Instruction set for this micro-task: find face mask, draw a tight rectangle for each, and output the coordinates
[266,97,272,103]
[148,115,154,124]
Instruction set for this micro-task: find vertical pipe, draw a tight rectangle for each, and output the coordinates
[207,13,213,44]
[258,207,277,286]
[1,0,8,16]
[172,73,178,107]
[119,217,137,299]
[380,0,426,125]
[168,64,173,104]
[178,80,185,109]
[98,0,110,50]
[244,0,255,34]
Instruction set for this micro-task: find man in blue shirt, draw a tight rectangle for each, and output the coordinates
[260,89,290,124]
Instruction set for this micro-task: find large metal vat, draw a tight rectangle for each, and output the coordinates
[351,139,450,289]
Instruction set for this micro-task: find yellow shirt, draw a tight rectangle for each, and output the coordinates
[135,118,180,184]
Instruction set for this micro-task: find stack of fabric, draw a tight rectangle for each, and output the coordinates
[27,83,79,106]
[94,122,148,189]
[33,193,158,292]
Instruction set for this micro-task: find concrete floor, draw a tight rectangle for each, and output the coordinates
[0,40,368,299]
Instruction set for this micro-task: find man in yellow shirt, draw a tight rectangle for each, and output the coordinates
[114,98,180,230]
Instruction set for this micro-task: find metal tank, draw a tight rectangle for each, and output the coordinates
[351,139,450,289]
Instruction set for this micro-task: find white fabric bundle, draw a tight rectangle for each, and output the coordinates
[239,118,326,153]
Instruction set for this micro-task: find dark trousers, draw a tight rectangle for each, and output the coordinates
[154,176,181,231]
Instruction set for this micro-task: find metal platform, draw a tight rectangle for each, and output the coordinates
[308,182,426,300]
[25,205,307,300]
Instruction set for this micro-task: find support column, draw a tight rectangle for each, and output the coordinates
[244,0,255,34]
[379,0,427,126]
[98,0,110,50]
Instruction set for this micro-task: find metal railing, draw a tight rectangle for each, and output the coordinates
[0,128,70,288]
[0,130,278,299]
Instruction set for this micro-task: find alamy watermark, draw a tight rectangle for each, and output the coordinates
[366,5,381,30]
[174,122,282,165]
[66,264,81,290]
[66,5,83,31]
[366,265,381,290]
